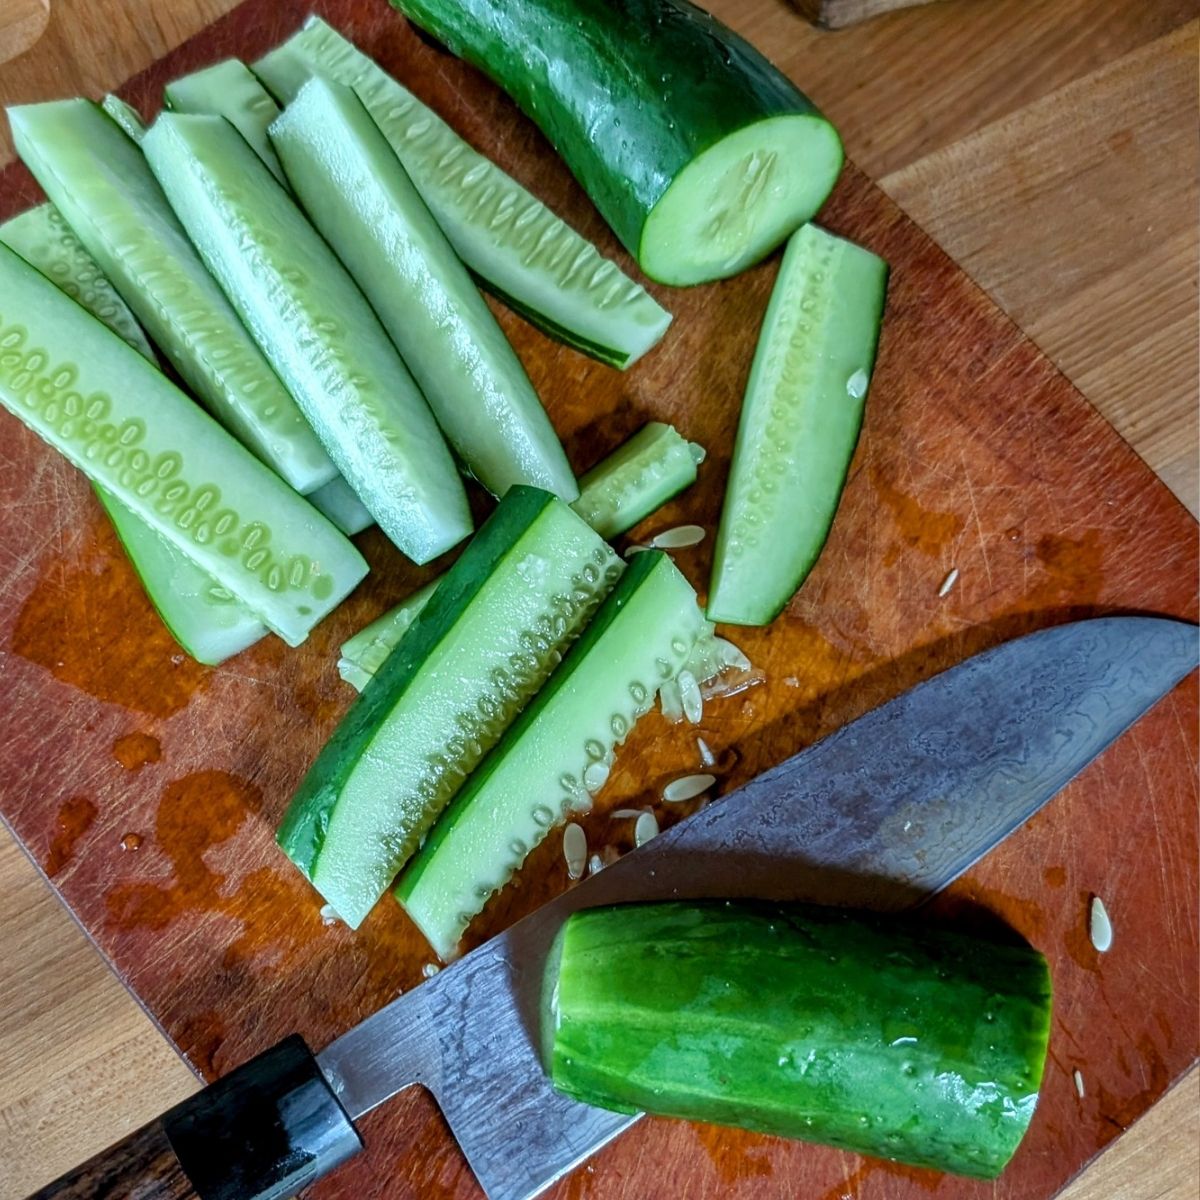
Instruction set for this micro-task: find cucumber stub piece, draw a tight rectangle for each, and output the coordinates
[272,77,577,503]
[278,487,623,927]
[0,203,158,363]
[8,99,336,495]
[100,94,147,142]
[397,550,706,960]
[307,475,375,537]
[253,17,671,369]
[708,224,887,626]
[164,59,288,185]
[390,0,844,286]
[143,112,472,565]
[0,242,368,645]
[548,901,1052,1179]
[337,578,440,690]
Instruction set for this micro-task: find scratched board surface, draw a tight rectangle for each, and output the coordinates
[0,1,1196,1197]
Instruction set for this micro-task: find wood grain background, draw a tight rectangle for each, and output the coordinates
[0,1,1196,1198]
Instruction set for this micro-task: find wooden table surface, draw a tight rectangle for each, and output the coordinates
[0,1,1195,1197]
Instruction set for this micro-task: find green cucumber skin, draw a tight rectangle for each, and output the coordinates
[337,578,440,687]
[550,901,1052,1179]
[9,99,337,496]
[396,550,705,959]
[0,242,367,646]
[271,78,578,503]
[707,225,888,626]
[143,112,472,565]
[279,487,622,927]
[390,0,842,283]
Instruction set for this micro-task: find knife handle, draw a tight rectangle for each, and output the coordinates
[28,1035,362,1200]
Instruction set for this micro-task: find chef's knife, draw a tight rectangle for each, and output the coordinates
[31,615,1198,1200]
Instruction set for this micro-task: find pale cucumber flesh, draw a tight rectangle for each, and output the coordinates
[307,475,375,536]
[253,17,671,369]
[9,99,336,495]
[100,94,147,142]
[278,488,622,927]
[143,112,472,565]
[272,77,577,502]
[396,550,706,960]
[337,578,440,689]
[708,223,887,625]
[0,242,367,645]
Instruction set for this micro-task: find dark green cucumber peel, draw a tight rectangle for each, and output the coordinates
[390,0,844,286]
[548,901,1052,1179]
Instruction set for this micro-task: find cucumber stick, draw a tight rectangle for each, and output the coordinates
[8,99,336,495]
[337,422,703,690]
[143,112,472,565]
[549,901,1051,1178]
[391,0,844,287]
[164,60,288,184]
[0,242,366,645]
[279,487,622,927]
[307,476,374,537]
[709,224,887,625]
[272,78,577,502]
[253,17,671,369]
[100,94,147,142]
[397,551,706,960]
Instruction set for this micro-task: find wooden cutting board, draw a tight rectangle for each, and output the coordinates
[0,2,1195,1198]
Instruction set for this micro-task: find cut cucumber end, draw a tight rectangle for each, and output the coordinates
[639,115,844,287]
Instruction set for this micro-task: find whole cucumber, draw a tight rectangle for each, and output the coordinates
[390,0,843,286]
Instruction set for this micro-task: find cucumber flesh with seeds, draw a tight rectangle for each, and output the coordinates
[273,77,577,502]
[164,59,288,185]
[337,422,702,690]
[548,901,1051,1179]
[253,17,671,369]
[100,94,147,142]
[571,421,703,540]
[708,224,887,626]
[397,550,705,960]
[0,203,158,363]
[144,112,472,565]
[278,487,622,927]
[307,475,375,536]
[391,0,844,287]
[0,242,367,645]
[9,99,336,495]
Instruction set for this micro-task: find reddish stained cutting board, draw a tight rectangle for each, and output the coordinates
[0,2,1196,1197]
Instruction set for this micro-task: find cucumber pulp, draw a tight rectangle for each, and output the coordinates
[253,16,671,369]
[0,242,367,645]
[549,901,1052,1179]
[396,550,706,960]
[100,94,147,142]
[278,487,623,927]
[272,77,577,502]
[164,59,288,184]
[336,421,703,690]
[143,112,472,565]
[390,0,844,286]
[8,99,337,495]
[307,475,375,537]
[708,224,887,626]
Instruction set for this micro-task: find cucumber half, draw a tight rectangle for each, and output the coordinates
[253,16,671,369]
[708,224,887,626]
[143,112,472,565]
[278,487,623,927]
[396,550,706,960]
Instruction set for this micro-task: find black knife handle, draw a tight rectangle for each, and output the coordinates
[28,1035,362,1200]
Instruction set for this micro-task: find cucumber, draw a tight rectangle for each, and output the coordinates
[272,77,577,502]
[278,487,622,927]
[337,422,702,690]
[307,475,375,537]
[708,224,887,626]
[143,112,472,565]
[0,203,158,363]
[8,99,336,495]
[253,17,671,369]
[0,242,367,645]
[548,901,1052,1179]
[397,550,706,960]
[164,59,288,184]
[100,94,147,142]
[390,0,844,287]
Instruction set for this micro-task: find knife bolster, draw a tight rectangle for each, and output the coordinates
[162,1034,362,1200]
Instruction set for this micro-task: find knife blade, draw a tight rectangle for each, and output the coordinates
[30,616,1197,1200]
